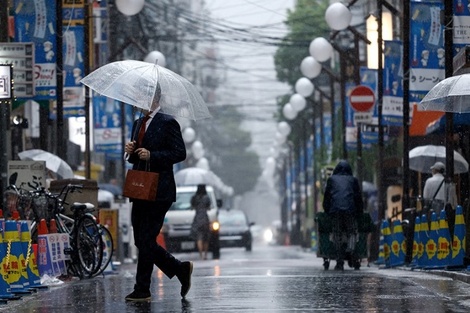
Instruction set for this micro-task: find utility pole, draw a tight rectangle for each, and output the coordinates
[0,4,10,198]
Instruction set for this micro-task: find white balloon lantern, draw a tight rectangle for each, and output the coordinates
[300,56,322,79]
[182,127,196,143]
[116,0,145,16]
[144,50,167,67]
[275,132,287,144]
[325,2,352,31]
[191,140,204,160]
[309,37,333,62]
[290,93,306,112]
[282,103,297,120]
[295,77,314,97]
[196,157,210,170]
[277,121,291,137]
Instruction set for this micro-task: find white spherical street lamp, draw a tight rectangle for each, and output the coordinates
[295,77,314,98]
[290,93,307,112]
[116,0,145,16]
[309,37,333,62]
[144,50,167,67]
[300,56,322,79]
[191,140,204,160]
[182,127,196,143]
[325,2,352,31]
[282,103,297,120]
[278,121,291,137]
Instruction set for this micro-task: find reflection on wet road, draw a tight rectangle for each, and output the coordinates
[1,244,470,312]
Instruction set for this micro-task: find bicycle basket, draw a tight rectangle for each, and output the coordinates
[32,194,55,222]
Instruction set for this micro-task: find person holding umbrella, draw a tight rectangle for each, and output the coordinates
[123,88,193,302]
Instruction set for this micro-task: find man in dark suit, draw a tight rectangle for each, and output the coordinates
[124,96,192,302]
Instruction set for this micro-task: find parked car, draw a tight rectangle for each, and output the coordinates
[162,185,221,259]
[218,209,254,251]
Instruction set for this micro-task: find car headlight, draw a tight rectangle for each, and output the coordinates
[211,221,220,231]
[263,229,273,242]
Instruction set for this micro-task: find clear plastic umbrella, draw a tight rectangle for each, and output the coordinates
[418,73,470,113]
[80,60,211,120]
[18,149,74,179]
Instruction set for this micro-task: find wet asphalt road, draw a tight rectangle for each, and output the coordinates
[2,243,470,312]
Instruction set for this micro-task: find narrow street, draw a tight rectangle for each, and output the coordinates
[2,243,470,312]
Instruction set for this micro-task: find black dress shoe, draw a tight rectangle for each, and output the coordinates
[177,261,193,298]
[125,290,151,302]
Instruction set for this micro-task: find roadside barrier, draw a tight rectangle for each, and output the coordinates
[310,230,317,252]
[382,219,392,268]
[3,220,30,294]
[410,215,420,268]
[0,226,18,300]
[436,210,452,268]
[389,219,406,267]
[418,214,429,268]
[375,221,385,265]
[19,221,42,288]
[37,219,54,278]
[424,212,439,269]
[449,205,466,267]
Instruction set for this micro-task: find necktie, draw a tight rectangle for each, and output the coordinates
[137,115,150,147]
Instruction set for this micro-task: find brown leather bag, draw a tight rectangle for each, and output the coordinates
[123,169,159,201]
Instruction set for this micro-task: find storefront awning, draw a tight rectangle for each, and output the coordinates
[426,112,470,135]
[409,104,445,136]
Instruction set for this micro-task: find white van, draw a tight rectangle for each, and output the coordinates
[162,185,221,259]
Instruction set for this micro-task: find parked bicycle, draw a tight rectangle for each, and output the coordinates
[5,183,113,279]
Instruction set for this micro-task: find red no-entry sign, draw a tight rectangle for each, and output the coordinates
[349,85,375,112]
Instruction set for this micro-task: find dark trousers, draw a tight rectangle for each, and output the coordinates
[131,199,181,291]
[331,211,358,263]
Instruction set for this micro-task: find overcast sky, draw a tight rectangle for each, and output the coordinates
[204,0,295,169]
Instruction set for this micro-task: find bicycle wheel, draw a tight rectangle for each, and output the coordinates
[93,225,114,277]
[75,215,104,278]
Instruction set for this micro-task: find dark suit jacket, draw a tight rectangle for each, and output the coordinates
[128,112,186,202]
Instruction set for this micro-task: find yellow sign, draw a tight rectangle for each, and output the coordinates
[437,237,450,260]
[426,239,437,260]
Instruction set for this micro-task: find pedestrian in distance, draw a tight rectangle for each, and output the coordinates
[124,89,193,302]
[422,161,446,213]
[322,160,363,271]
[190,184,212,260]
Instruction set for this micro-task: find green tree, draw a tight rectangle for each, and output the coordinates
[193,105,261,195]
[274,0,333,162]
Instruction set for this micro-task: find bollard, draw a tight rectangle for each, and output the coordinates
[449,205,466,268]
